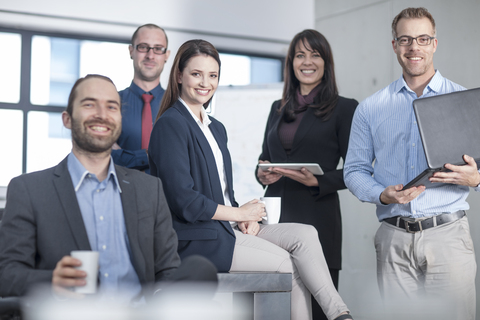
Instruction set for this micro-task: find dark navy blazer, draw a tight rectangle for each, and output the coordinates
[149,100,236,272]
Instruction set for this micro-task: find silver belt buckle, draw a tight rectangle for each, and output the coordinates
[405,220,422,233]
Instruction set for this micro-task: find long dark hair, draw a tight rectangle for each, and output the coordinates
[281,29,338,121]
[156,39,221,121]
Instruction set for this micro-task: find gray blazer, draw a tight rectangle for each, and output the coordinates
[0,156,181,297]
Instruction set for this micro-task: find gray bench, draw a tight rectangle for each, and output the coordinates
[217,272,291,320]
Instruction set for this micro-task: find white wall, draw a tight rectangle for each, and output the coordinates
[315,1,480,319]
[0,0,315,86]
[316,0,480,101]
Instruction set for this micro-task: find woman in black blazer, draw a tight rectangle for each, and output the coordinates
[257,29,358,320]
[150,39,354,320]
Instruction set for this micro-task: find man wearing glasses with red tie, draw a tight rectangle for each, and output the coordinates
[112,24,170,173]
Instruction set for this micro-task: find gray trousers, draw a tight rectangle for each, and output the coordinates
[229,223,349,320]
[375,215,477,320]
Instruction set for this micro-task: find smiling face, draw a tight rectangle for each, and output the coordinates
[63,77,122,155]
[292,39,325,95]
[178,54,219,110]
[129,26,171,88]
[393,17,437,82]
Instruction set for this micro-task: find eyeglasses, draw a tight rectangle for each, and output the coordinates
[135,44,167,55]
[395,35,435,46]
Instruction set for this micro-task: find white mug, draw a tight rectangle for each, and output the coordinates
[70,250,99,294]
[259,197,281,225]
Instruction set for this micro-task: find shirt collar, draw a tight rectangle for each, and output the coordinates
[394,70,443,96]
[67,152,122,193]
[127,81,164,98]
[178,97,211,126]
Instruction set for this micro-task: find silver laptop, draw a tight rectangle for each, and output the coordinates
[402,87,480,190]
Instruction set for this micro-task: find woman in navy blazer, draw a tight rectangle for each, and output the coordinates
[256,30,357,320]
[149,39,354,320]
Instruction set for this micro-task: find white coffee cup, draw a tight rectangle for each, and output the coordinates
[259,197,281,225]
[70,250,99,294]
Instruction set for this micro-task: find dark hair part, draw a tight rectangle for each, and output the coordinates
[392,7,436,39]
[156,39,221,121]
[131,23,168,47]
[66,74,116,116]
[281,29,338,122]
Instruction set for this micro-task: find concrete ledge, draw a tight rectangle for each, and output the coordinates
[217,272,292,292]
[217,272,292,320]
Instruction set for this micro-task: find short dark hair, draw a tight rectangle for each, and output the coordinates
[392,7,436,39]
[281,29,338,121]
[131,24,168,47]
[66,74,116,116]
[157,39,221,121]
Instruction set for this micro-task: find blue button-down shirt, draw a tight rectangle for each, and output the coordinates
[112,81,165,173]
[344,71,480,221]
[67,152,142,301]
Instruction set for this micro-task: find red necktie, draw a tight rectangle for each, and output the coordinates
[141,93,154,149]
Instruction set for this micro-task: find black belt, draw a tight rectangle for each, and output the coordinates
[383,210,465,233]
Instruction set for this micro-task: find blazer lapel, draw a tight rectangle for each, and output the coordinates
[209,122,234,199]
[174,102,235,237]
[173,102,225,204]
[209,123,236,236]
[269,104,288,159]
[115,166,146,282]
[53,157,91,250]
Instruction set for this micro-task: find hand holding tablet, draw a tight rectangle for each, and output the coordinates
[258,163,324,175]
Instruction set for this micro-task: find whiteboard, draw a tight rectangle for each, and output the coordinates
[213,84,283,205]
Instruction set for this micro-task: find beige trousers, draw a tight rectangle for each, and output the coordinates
[375,215,477,320]
[229,223,349,320]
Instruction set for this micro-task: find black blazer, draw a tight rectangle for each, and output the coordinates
[149,101,236,272]
[0,157,181,297]
[257,97,357,269]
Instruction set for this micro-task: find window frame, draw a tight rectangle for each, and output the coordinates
[0,26,130,174]
[217,47,285,85]
[0,26,284,179]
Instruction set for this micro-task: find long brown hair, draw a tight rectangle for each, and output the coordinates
[156,39,221,121]
[281,29,338,122]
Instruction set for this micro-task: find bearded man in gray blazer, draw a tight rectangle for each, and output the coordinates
[0,74,215,301]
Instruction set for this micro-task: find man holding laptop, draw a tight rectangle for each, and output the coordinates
[344,7,479,319]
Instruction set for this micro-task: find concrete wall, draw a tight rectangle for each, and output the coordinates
[315,1,480,318]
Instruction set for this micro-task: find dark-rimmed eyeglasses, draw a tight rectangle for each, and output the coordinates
[135,44,167,55]
[395,35,435,46]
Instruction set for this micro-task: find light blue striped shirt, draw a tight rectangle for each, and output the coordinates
[67,152,142,302]
[344,71,479,221]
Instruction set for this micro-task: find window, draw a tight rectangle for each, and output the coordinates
[26,111,71,173]
[0,32,21,104]
[0,27,132,187]
[0,109,23,186]
[219,53,283,86]
[0,26,283,188]
[31,36,132,106]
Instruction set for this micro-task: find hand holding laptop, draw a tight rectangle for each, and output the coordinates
[382,184,425,204]
[429,154,480,187]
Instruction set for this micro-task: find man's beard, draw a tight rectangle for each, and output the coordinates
[71,117,120,154]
